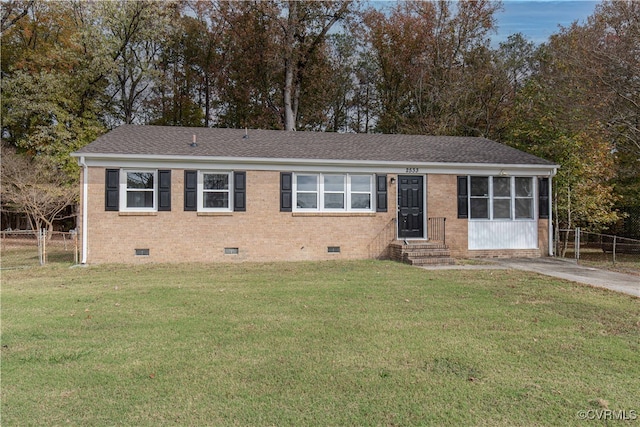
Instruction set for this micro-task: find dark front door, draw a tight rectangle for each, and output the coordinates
[398,175,424,239]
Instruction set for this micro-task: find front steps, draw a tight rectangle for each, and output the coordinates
[388,241,456,266]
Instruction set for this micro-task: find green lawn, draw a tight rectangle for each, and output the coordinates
[1,261,638,426]
[572,250,640,277]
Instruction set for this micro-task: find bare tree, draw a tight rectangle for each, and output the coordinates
[0,0,34,34]
[1,146,78,235]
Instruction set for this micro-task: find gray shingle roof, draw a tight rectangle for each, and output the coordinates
[74,125,555,166]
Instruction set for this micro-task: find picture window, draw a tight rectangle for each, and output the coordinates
[293,173,373,212]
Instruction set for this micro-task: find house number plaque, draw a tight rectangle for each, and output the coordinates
[405,167,419,173]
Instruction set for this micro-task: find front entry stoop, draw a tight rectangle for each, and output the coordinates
[388,241,456,266]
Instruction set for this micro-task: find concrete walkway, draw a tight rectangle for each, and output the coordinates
[421,257,640,297]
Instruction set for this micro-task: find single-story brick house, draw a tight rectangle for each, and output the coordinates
[71,125,558,264]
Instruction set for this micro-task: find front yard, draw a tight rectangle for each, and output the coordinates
[1,261,638,426]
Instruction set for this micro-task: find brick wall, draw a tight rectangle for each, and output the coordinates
[78,169,550,264]
[426,174,468,257]
[81,168,398,264]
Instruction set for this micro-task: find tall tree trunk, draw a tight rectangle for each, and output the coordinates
[204,74,210,127]
[283,1,297,131]
[284,60,296,130]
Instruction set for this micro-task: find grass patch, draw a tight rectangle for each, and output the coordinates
[560,250,640,276]
[456,258,501,266]
[1,245,77,269]
[2,261,638,426]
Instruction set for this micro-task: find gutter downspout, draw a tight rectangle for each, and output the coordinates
[548,170,555,257]
[79,156,88,264]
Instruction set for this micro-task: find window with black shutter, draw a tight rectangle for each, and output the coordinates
[158,170,171,211]
[376,174,387,212]
[184,170,197,211]
[234,171,246,212]
[457,176,468,219]
[280,172,292,212]
[538,177,549,219]
[105,169,119,211]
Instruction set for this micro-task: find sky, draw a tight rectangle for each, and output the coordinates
[494,1,601,45]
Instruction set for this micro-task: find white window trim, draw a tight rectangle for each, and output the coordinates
[514,177,535,220]
[468,176,536,221]
[469,176,490,220]
[198,170,233,212]
[323,174,346,211]
[348,174,374,212]
[293,173,375,212]
[492,176,512,220]
[120,169,157,212]
[295,173,319,210]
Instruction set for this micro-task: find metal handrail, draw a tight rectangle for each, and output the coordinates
[427,217,446,244]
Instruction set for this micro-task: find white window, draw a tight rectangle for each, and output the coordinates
[515,177,534,219]
[323,175,345,209]
[349,175,373,210]
[121,170,156,211]
[469,176,489,219]
[492,177,512,219]
[199,171,232,211]
[294,173,373,212]
[468,176,534,221]
[296,174,319,209]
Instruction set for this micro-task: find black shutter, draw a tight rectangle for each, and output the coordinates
[457,176,468,219]
[158,170,171,211]
[184,170,197,211]
[280,172,292,212]
[539,177,549,219]
[376,174,388,212]
[234,171,246,212]
[105,169,119,211]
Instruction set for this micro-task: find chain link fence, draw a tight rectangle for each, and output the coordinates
[1,230,78,269]
[555,228,640,273]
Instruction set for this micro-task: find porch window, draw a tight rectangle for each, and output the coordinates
[467,176,535,220]
[492,177,511,219]
[469,177,489,219]
[199,171,232,211]
[515,177,534,219]
[293,173,374,212]
[121,170,156,211]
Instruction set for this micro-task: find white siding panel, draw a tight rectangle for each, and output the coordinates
[469,221,538,250]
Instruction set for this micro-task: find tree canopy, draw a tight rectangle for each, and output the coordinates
[1,0,638,234]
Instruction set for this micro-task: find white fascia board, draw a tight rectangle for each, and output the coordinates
[73,152,558,176]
